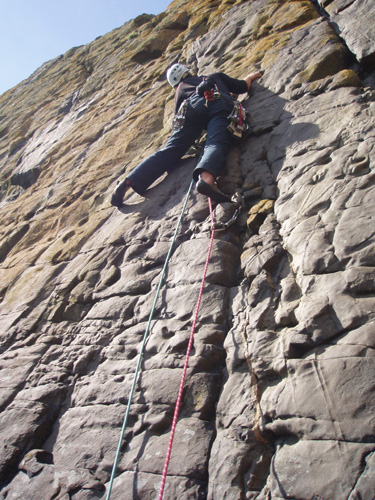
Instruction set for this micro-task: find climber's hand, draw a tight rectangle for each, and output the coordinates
[244,71,263,91]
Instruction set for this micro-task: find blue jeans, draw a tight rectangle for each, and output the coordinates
[127,93,235,194]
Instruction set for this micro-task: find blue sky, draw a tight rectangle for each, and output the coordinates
[0,0,172,95]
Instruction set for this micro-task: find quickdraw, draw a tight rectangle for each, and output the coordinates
[213,193,244,231]
[172,99,188,131]
[227,100,248,138]
[191,192,245,234]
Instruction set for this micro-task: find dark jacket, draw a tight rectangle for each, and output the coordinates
[174,72,248,113]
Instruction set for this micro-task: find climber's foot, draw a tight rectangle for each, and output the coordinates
[110,178,132,208]
[196,176,232,204]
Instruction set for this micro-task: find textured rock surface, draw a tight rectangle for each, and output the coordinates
[319,0,375,63]
[0,0,375,498]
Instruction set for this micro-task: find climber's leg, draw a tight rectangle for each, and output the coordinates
[126,122,202,193]
[194,95,234,203]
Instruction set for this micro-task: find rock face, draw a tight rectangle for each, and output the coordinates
[0,0,375,498]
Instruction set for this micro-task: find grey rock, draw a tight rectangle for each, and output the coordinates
[325,0,375,62]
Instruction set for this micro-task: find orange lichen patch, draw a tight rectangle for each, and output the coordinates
[205,0,319,76]
[303,69,362,94]
[131,28,186,64]
[270,1,320,32]
[245,200,275,234]
[328,69,361,89]
[220,31,291,76]
[0,0,355,279]
[294,42,348,84]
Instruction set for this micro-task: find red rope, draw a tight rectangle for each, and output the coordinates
[158,198,216,500]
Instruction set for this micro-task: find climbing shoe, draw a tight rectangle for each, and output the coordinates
[110,178,132,208]
[196,177,232,204]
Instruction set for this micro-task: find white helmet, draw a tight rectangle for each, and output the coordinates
[166,63,189,88]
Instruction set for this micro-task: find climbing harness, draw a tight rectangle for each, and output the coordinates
[158,197,216,500]
[203,84,221,107]
[172,80,221,130]
[227,100,248,138]
[196,77,221,107]
[105,179,195,500]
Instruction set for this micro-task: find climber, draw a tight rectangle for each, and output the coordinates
[110,63,262,207]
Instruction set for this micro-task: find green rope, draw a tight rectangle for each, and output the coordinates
[105,179,194,500]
